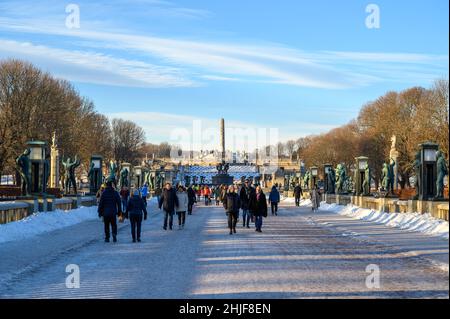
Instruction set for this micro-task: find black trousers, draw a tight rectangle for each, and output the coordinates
[271,202,278,215]
[177,211,186,225]
[104,215,117,239]
[164,210,174,229]
[188,203,194,215]
[227,212,238,230]
[295,196,300,206]
[130,214,143,240]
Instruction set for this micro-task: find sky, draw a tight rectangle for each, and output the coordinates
[0,0,448,151]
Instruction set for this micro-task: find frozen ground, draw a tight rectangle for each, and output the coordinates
[0,200,448,298]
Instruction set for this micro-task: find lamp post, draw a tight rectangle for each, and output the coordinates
[310,166,318,189]
[354,156,368,196]
[418,142,439,200]
[89,155,103,194]
[323,163,333,194]
[27,140,48,194]
[134,166,142,189]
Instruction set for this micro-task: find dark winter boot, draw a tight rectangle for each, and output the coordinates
[113,236,117,243]
[105,238,110,243]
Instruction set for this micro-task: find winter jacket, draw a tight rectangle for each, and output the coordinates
[251,192,268,217]
[98,186,122,218]
[294,185,303,198]
[187,187,197,205]
[158,188,179,213]
[141,185,149,197]
[223,192,241,215]
[120,189,130,199]
[126,195,148,219]
[176,191,189,212]
[311,189,321,210]
[239,186,255,210]
[268,187,280,203]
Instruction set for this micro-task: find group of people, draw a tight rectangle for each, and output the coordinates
[96,176,320,243]
[97,180,148,243]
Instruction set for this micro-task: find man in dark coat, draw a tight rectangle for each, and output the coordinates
[251,186,268,232]
[223,185,241,235]
[239,179,255,228]
[187,185,197,215]
[294,184,303,207]
[126,189,148,242]
[158,182,179,230]
[98,181,122,242]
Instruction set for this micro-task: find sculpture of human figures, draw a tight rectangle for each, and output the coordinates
[119,167,129,188]
[88,162,95,190]
[62,156,81,194]
[303,171,310,189]
[284,175,289,191]
[109,160,118,186]
[362,163,372,196]
[413,151,421,199]
[335,164,346,194]
[16,148,31,196]
[147,172,155,190]
[156,172,163,189]
[327,167,336,194]
[381,163,389,191]
[435,150,448,199]
[44,151,50,192]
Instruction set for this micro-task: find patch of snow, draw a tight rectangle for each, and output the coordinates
[0,206,98,244]
[318,201,449,240]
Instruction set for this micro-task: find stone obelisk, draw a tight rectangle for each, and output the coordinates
[50,132,60,188]
[220,118,225,162]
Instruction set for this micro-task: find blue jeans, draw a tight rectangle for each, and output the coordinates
[255,215,263,230]
[121,198,128,212]
[242,209,251,227]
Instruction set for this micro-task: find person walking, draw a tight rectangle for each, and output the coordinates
[310,185,321,212]
[119,186,130,212]
[125,189,147,242]
[214,186,221,206]
[223,185,240,235]
[294,184,303,207]
[239,179,255,228]
[175,185,188,229]
[187,185,196,215]
[140,183,149,207]
[252,186,268,232]
[158,182,179,230]
[268,185,280,216]
[98,180,122,243]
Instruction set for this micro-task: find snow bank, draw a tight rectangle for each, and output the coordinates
[0,206,98,244]
[319,202,449,240]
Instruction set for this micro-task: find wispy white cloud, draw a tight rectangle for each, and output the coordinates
[0,39,195,87]
[0,1,447,89]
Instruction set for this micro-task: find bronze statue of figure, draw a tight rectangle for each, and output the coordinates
[108,160,118,186]
[362,163,372,196]
[119,167,129,188]
[327,167,336,194]
[88,162,95,190]
[16,148,31,196]
[335,164,346,194]
[303,171,310,189]
[63,156,81,194]
[435,150,448,199]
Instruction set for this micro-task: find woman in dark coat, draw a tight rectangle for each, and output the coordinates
[252,186,268,232]
[126,189,148,242]
[223,185,241,235]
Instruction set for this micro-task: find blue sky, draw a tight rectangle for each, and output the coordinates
[0,0,448,150]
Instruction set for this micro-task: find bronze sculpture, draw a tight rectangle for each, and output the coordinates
[435,150,448,199]
[16,148,31,196]
[62,156,81,194]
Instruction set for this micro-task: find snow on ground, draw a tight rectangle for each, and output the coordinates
[0,206,98,244]
[319,202,449,240]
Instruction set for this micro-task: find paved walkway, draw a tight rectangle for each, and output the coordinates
[0,202,448,298]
